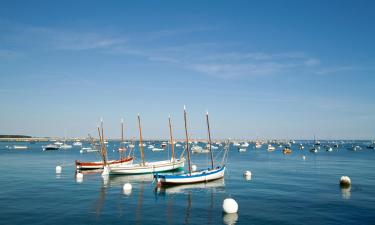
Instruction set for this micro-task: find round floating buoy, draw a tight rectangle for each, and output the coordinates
[223,198,238,214]
[123,183,132,195]
[56,165,62,174]
[192,165,197,172]
[244,171,252,177]
[340,176,351,187]
[302,155,306,160]
[76,172,83,179]
[101,165,110,177]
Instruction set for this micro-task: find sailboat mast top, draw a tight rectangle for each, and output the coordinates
[168,115,175,161]
[184,106,192,175]
[206,111,214,169]
[138,114,145,166]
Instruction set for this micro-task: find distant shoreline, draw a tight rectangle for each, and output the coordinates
[0,137,372,142]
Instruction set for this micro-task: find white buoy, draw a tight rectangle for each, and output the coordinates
[244,170,252,177]
[223,198,238,214]
[76,172,83,183]
[76,172,83,179]
[340,176,351,187]
[123,183,132,195]
[102,165,110,177]
[56,165,62,174]
[302,155,306,160]
[192,164,197,172]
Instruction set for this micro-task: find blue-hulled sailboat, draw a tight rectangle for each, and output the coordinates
[155,107,228,186]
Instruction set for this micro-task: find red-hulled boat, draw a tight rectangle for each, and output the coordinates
[75,156,133,170]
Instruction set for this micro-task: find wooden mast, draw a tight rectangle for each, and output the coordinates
[137,114,145,166]
[184,106,192,175]
[168,115,175,161]
[206,111,214,169]
[100,118,107,165]
[121,118,124,144]
[120,118,124,158]
[97,126,107,165]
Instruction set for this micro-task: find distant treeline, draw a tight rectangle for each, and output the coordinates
[0,135,32,138]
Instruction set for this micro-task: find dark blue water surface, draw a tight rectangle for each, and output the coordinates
[0,141,374,225]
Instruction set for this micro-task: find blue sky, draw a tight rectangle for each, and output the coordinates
[0,0,374,139]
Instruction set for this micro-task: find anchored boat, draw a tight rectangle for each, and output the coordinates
[77,119,133,170]
[155,108,228,186]
[43,144,60,151]
[106,114,184,175]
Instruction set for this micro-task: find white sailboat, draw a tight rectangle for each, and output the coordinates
[13,145,28,150]
[191,145,209,154]
[238,148,247,152]
[151,147,165,152]
[155,108,228,186]
[241,142,249,148]
[267,144,276,151]
[60,131,72,149]
[73,141,82,146]
[107,114,184,175]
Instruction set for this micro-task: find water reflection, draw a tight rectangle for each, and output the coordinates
[341,186,351,200]
[223,212,238,225]
[155,178,226,225]
[93,174,154,219]
[155,178,225,195]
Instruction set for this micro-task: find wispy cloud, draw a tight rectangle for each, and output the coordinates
[23,27,127,51]
[0,49,25,59]
[2,22,369,79]
[315,66,360,75]
[111,45,322,78]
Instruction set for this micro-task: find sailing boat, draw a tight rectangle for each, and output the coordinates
[60,132,72,149]
[106,114,185,175]
[155,107,228,186]
[75,119,133,170]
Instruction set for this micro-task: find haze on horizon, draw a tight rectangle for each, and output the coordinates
[0,0,374,140]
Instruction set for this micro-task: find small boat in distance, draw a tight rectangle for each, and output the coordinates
[80,147,99,153]
[255,142,262,149]
[13,145,28,150]
[191,145,209,154]
[325,146,333,152]
[267,144,276,151]
[283,146,292,154]
[238,148,247,152]
[73,141,82,146]
[43,144,60,151]
[232,142,240,147]
[151,147,165,152]
[241,142,249,148]
[60,144,72,149]
[347,145,361,151]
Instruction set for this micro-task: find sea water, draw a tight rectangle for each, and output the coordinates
[0,141,374,225]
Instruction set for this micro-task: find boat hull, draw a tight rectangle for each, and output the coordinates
[43,145,60,151]
[156,166,226,185]
[13,146,28,150]
[109,159,184,175]
[75,157,133,170]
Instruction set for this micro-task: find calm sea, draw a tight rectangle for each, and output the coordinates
[0,141,374,225]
